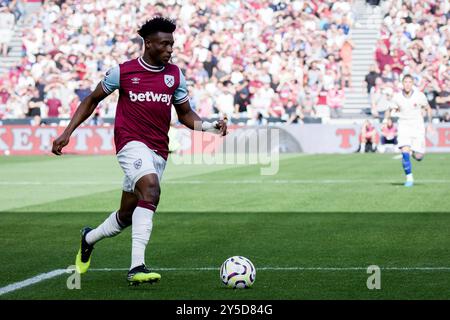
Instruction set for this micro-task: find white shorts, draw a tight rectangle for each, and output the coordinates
[397,123,425,154]
[117,141,166,193]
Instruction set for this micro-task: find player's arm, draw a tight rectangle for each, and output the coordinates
[425,103,433,123]
[424,101,435,133]
[385,97,400,119]
[173,100,227,136]
[52,65,119,155]
[52,83,109,155]
[172,67,226,136]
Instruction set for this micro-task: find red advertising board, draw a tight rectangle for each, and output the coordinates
[1,124,450,155]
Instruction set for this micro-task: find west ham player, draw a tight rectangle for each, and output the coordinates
[51,17,227,285]
[386,74,433,187]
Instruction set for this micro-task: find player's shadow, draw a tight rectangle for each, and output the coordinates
[390,182,421,187]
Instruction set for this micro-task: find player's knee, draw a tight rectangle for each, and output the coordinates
[135,175,161,204]
[117,210,133,227]
[413,153,424,161]
[137,184,160,204]
[139,187,161,205]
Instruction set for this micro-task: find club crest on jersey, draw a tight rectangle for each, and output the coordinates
[131,77,140,85]
[134,159,142,170]
[164,75,175,88]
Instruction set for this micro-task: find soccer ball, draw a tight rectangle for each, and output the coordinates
[220,256,256,288]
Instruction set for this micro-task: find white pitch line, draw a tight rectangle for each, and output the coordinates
[2,266,450,297]
[0,269,66,296]
[1,179,450,186]
[90,267,450,272]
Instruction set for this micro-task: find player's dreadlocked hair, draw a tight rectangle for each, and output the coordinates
[138,16,176,38]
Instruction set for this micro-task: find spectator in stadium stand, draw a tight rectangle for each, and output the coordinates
[421,71,442,111]
[4,93,26,119]
[380,64,396,84]
[379,117,398,153]
[370,77,385,118]
[0,6,15,57]
[26,87,43,125]
[441,112,450,123]
[69,95,80,118]
[367,0,381,5]
[45,95,62,118]
[89,111,104,126]
[75,79,93,102]
[340,39,353,88]
[301,97,317,118]
[268,94,285,119]
[233,81,251,117]
[375,42,394,72]
[436,78,450,110]
[247,112,268,126]
[359,120,378,153]
[5,0,25,21]
[0,80,10,106]
[286,103,304,124]
[365,64,381,94]
[390,48,406,75]
[327,85,345,118]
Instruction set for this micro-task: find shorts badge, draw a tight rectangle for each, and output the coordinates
[134,159,142,170]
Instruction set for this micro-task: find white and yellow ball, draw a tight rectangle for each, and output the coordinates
[220,256,256,289]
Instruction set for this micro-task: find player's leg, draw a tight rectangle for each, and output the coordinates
[117,142,167,285]
[412,152,424,161]
[411,135,426,162]
[85,191,136,244]
[371,131,378,152]
[75,191,135,274]
[360,134,367,153]
[117,191,138,226]
[400,145,414,187]
[115,141,165,284]
[127,173,162,285]
[397,124,414,186]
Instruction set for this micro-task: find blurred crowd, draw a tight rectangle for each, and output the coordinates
[0,0,448,125]
[0,1,25,56]
[366,0,449,119]
[0,0,356,124]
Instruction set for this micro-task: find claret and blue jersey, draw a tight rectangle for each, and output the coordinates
[101,57,189,160]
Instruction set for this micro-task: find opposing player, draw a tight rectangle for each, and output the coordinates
[51,17,227,285]
[386,74,433,187]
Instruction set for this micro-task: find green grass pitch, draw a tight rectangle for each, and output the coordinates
[1,153,450,299]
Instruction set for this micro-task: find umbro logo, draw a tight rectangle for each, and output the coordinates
[131,77,140,84]
[134,159,142,169]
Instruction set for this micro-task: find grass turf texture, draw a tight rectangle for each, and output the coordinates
[1,153,450,299]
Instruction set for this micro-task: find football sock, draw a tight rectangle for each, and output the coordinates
[402,152,412,177]
[85,211,125,245]
[360,143,365,153]
[130,200,156,270]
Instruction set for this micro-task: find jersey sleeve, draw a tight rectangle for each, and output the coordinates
[173,67,189,105]
[420,92,429,107]
[101,65,120,94]
[390,94,399,109]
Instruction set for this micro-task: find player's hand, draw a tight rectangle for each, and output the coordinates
[215,119,228,136]
[52,132,70,156]
[426,123,436,135]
